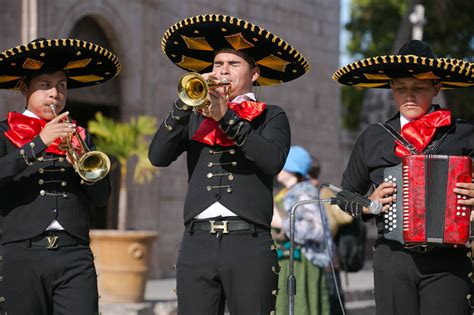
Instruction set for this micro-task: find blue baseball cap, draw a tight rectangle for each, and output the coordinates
[283,146,312,177]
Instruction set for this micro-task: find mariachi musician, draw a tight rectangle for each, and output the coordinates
[0,38,120,314]
[149,14,310,314]
[333,40,474,315]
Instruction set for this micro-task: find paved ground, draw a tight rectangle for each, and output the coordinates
[100,263,376,315]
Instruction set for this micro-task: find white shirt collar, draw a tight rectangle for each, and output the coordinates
[400,106,435,129]
[22,110,40,119]
[230,93,256,104]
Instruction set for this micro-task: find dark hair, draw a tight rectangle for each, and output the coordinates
[307,159,321,180]
[21,66,67,88]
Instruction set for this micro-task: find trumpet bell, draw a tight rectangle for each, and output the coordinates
[177,72,231,108]
[78,151,111,182]
[178,72,209,107]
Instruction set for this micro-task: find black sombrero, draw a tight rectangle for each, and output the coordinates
[333,40,473,89]
[161,14,310,86]
[0,38,121,89]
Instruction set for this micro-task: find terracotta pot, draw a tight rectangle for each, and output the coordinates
[89,229,159,303]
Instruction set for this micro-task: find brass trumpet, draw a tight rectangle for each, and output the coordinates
[177,72,231,109]
[50,104,111,184]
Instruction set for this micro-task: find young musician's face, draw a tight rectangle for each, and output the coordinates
[21,70,68,121]
[391,77,441,120]
[212,52,260,100]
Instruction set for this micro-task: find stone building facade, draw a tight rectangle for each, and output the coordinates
[0,0,343,278]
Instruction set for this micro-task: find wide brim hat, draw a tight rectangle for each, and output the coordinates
[161,14,310,86]
[0,38,121,89]
[333,40,473,89]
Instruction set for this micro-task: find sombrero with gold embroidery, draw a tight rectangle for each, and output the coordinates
[0,38,121,89]
[333,40,473,89]
[161,14,310,86]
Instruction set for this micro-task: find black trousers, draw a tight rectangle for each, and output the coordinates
[373,239,471,315]
[176,227,279,315]
[0,240,98,315]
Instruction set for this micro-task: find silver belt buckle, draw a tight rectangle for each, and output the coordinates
[209,220,229,234]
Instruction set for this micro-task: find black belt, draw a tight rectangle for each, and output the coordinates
[188,219,255,234]
[29,231,82,249]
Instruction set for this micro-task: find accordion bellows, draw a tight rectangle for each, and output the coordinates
[383,155,472,246]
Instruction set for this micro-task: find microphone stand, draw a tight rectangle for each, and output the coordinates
[288,198,332,315]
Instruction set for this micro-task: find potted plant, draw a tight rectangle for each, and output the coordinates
[87,112,160,303]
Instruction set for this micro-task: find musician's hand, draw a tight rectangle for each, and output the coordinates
[454,182,474,206]
[271,207,284,229]
[39,111,76,146]
[201,89,228,121]
[368,182,397,214]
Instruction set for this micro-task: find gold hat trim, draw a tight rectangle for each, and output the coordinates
[0,39,120,76]
[363,73,391,80]
[161,14,310,74]
[64,58,92,70]
[68,75,104,83]
[256,76,282,86]
[224,33,255,50]
[176,55,212,72]
[353,82,388,88]
[22,58,44,70]
[413,71,440,80]
[256,54,290,72]
[441,81,474,88]
[181,35,213,51]
[0,75,21,83]
[333,55,471,82]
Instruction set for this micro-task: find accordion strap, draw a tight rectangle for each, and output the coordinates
[378,119,459,155]
[378,123,417,154]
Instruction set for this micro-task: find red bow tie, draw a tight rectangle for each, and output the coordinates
[192,101,266,146]
[395,109,452,157]
[4,112,86,156]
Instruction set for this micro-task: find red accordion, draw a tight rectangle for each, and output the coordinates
[383,155,472,246]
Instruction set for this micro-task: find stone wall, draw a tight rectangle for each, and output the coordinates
[0,0,342,278]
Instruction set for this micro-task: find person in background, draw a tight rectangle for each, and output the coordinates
[307,160,353,315]
[149,14,310,315]
[0,38,120,314]
[272,146,332,315]
[333,39,474,315]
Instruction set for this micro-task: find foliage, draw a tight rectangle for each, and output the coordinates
[88,112,159,230]
[88,112,158,184]
[344,0,474,129]
[341,85,365,131]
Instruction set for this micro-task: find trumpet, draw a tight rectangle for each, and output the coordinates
[177,72,231,109]
[50,104,111,184]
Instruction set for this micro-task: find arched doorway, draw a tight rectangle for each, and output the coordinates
[67,16,121,229]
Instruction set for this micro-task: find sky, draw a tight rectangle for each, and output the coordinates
[339,0,351,67]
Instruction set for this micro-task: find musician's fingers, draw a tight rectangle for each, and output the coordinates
[48,111,69,124]
[471,210,474,221]
[454,183,474,198]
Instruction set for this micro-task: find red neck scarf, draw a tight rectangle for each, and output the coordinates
[395,109,452,157]
[192,100,266,146]
[4,112,86,156]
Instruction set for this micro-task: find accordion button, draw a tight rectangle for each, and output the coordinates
[393,224,397,229]
[462,212,466,216]
[385,225,389,229]
[467,252,472,258]
[457,212,461,216]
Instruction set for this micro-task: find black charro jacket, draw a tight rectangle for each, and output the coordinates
[341,106,474,233]
[0,119,110,243]
[148,100,291,227]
